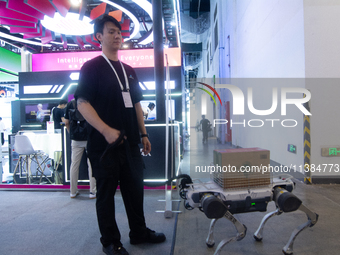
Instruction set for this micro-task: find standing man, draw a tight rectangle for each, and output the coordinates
[64,99,96,199]
[200,115,211,143]
[52,100,67,130]
[74,15,165,255]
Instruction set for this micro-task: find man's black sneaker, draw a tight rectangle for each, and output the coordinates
[102,244,129,255]
[130,228,166,244]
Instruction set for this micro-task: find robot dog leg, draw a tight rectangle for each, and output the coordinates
[201,194,247,253]
[206,211,247,255]
[254,186,319,255]
[282,204,318,255]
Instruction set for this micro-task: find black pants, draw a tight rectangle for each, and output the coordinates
[202,130,209,142]
[89,144,147,247]
[1,132,4,145]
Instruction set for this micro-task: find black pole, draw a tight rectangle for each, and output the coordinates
[152,0,165,123]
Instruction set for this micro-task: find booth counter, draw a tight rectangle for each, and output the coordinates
[8,131,62,185]
[18,131,61,160]
[4,121,181,188]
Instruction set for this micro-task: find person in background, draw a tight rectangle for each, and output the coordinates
[200,115,211,143]
[142,102,155,120]
[52,100,67,130]
[64,99,96,199]
[0,117,6,145]
[36,104,44,122]
[74,14,165,255]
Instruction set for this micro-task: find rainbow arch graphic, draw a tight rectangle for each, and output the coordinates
[196,82,222,106]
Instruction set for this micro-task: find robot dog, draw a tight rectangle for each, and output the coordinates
[177,173,318,255]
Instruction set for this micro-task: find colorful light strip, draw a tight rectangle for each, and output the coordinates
[0,32,52,47]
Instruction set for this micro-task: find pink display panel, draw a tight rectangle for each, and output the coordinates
[25,0,56,18]
[32,48,181,72]
[7,0,44,19]
[10,25,39,34]
[50,0,71,17]
[0,2,38,23]
[0,17,36,27]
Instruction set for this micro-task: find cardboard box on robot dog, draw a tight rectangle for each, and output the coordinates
[213,147,271,189]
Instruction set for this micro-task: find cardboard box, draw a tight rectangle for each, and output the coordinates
[212,147,271,189]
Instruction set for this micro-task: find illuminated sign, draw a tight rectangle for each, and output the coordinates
[287,144,297,154]
[321,147,340,157]
[32,48,181,72]
[19,71,77,100]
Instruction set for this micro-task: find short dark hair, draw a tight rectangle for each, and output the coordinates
[94,14,121,42]
[59,100,67,105]
[148,102,155,109]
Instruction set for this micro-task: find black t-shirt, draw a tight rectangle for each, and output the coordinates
[53,107,65,129]
[74,55,143,155]
[200,119,210,131]
[64,100,74,120]
[64,99,87,141]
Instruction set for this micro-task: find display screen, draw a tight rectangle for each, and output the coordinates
[25,103,56,124]
[32,48,181,72]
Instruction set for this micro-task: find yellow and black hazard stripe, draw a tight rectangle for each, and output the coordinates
[303,94,311,184]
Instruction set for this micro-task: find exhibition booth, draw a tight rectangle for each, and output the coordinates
[2,47,183,188]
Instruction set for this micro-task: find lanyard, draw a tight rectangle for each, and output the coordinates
[102,53,129,91]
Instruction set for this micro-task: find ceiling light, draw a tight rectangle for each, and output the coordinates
[41,13,93,36]
[70,0,82,7]
[0,32,52,47]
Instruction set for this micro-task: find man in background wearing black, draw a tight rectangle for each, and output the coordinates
[52,100,67,130]
[200,115,211,143]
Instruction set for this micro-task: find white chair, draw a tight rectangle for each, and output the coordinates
[12,135,52,184]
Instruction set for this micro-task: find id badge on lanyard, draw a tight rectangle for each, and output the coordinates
[102,53,133,108]
[122,91,133,108]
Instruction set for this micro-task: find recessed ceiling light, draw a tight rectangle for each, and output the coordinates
[41,12,93,36]
[70,0,82,7]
